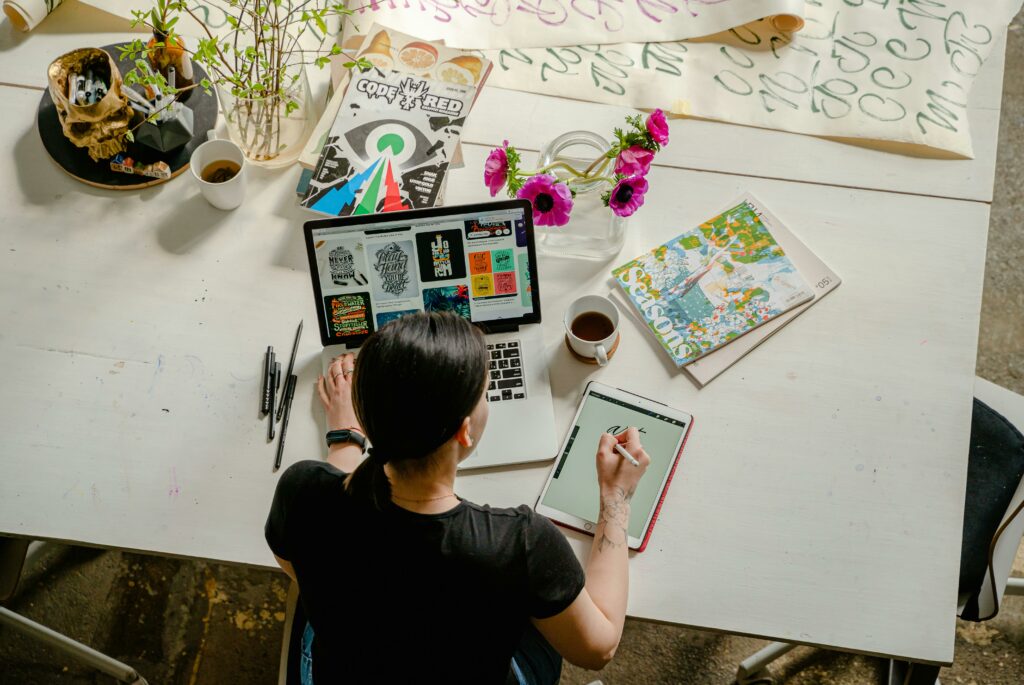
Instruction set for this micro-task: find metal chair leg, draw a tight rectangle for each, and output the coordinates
[888,659,940,685]
[736,642,798,684]
[0,606,148,684]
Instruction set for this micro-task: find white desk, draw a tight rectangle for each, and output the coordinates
[0,13,1003,668]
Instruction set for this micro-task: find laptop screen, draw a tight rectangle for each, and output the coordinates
[304,200,540,348]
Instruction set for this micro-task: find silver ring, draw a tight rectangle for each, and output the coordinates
[343,368,354,376]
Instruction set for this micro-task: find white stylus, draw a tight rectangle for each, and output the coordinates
[613,442,640,467]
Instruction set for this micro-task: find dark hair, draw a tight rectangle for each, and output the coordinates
[345,312,488,509]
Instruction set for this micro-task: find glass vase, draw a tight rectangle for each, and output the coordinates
[217,64,313,168]
[535,130,627,261]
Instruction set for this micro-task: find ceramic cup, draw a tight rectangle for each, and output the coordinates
[189,139,247,210]
[564,295,620,366]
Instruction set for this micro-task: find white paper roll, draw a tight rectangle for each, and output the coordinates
[2,0,63,32]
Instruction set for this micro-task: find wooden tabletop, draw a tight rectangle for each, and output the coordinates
[0,5,1007,666]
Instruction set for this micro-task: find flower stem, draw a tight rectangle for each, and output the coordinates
[568,175,616,186]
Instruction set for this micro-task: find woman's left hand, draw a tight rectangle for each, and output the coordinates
[318,353,362,433]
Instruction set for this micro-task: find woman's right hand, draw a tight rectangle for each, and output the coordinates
[595,427,650,498]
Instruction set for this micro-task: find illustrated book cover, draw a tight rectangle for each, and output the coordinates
[301,67,473,217]
[611,194,815,367]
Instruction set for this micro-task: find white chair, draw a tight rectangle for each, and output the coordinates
[735,377,1024,685]
[0,540,149,684]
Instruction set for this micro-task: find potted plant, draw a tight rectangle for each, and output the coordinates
[120,0,369,166]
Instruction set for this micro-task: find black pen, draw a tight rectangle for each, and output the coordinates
[274,374,297,471]
[277,320,303,422]
[260,346,273,415]
[268,361,280,441]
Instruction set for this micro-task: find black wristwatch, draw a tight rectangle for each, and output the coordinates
[325,429,367,450]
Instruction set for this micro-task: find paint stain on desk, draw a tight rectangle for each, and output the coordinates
[148,354,165,393]
[169,467,180,498]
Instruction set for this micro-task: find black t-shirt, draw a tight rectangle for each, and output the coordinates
[265,460,586,684]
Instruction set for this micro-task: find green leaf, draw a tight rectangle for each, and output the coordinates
[125,130,134,142]
[314,12,327,33]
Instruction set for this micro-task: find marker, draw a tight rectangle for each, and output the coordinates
[276,320,303,422]
[613,442,640,467]
[274,375,298,471]
[260,346,273,414]
[268,361,280,441]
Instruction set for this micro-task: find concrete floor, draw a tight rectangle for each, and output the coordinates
[3,16,1024,685]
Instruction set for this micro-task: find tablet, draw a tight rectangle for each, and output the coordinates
[535,382,693,552]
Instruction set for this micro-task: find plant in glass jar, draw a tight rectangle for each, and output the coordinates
[119,0,370,165]
[483,109,670,259]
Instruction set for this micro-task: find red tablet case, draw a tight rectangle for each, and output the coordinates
[543,413,694,553]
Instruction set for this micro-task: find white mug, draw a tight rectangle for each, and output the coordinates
[564,295,620,367]
[189,139,247,210]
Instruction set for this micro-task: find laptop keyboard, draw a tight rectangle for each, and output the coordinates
[486,341,526,403]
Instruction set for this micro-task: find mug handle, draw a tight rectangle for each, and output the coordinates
[595,343,609,367]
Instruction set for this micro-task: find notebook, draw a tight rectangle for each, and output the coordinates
[611,194,814,367]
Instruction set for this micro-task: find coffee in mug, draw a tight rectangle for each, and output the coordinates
[563,295,621,366]
[201,160,241,183]
[571,311,616,342]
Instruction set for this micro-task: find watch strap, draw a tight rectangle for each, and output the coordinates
[325,429,367,449]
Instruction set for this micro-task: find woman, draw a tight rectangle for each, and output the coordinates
[266,312,650,684]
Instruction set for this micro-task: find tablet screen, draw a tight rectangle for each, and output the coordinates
[540,390,689,539]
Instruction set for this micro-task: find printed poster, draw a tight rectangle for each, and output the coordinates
[324,293,374,341]
[415,230,467,282]
[370,241,419,302]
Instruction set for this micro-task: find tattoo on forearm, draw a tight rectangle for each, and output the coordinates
[596,486,632,552]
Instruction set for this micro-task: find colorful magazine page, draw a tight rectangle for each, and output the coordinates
[301,68,473,217]
[683,205,841,386]
[611,194,814,367]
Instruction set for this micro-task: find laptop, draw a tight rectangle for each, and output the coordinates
[302,199,557,469]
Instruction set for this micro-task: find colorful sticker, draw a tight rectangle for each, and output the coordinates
[370,240,419,301]
[324,293,374,340]
[491,249,514,273]
[423,285,471,319]
[472,273,495,297]
[375,308,419,328]
[468,251,492,275]
[494,271,517,295]
[415,229,466,282]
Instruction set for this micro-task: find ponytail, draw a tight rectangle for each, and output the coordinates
[344,448,392,511]
[342,312,488,510]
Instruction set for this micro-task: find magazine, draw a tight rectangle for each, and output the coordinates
[301,68,473,217]
[611,194,814,367]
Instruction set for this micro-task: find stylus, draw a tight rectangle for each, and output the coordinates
[613,442,640,467]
